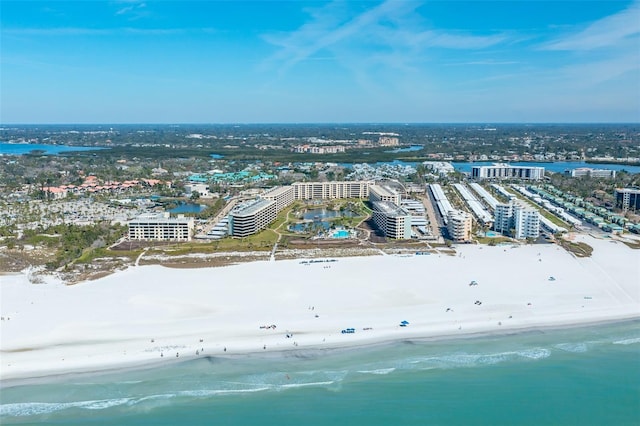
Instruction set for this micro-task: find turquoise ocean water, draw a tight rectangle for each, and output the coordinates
[1,321,639,425]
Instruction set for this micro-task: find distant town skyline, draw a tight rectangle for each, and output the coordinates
[1,1,639,124]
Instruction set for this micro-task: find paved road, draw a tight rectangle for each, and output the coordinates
[418,192,443,239]
[196,196,251,238]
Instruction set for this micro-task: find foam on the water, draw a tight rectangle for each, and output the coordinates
[0,398,133,417]
[612,337,640,345]
[555,342,589,353]
[2,321,639,423]
[357,368,396,375]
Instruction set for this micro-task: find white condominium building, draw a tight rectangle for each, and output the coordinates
[615,188,640,212]
[371,201,412,239]
[369,184,401,206]
[447,209,472,242]
[568,168,616,179]
[261,186,295,212]
[493,203,514,235]
[292,181,373,200]
[493,200,540,239]
[514,207,540,240]
[228,198,277,238]
[472,163,545,180]
[128,213,195,241]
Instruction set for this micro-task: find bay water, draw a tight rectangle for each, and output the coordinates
[1,321,639,425]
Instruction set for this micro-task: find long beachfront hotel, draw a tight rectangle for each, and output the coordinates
[261,185,295,211]
[128,213,195,241]
[292,181,373,200]
[228,198,277,238]
[472,163,545,180]
[227,182,373,238]
[229,185,295,238]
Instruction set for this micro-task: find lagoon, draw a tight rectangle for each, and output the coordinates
[0,142,105,156]
[341,159,640,174]
[301,208,355,220]
[385,145,424,153]
[451,160,640,174]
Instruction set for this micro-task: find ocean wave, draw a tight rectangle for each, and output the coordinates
[0,398,133,417]
[612,337,640,345]
[356,368,396,375]
[0,387,281,419]
[409,347,551,370]
[519,348,551,360]
[176,387,272,397]
[280,381,335,389]
[554,342,589,353]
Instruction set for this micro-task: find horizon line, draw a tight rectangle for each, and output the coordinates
[2,121,639,127]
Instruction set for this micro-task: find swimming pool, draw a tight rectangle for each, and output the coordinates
[331,230,351,239]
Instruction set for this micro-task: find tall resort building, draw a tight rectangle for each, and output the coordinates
[493,203,514,235]
[493,201,540,239]
[615,188,640,212]
[371,201,412,239]
[513,206,540,240]
[447,209,472,242]
[228,198,277,238]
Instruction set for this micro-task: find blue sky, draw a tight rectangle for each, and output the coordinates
[1,1,639,123]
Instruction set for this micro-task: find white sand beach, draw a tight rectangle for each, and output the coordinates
[1,235,638,383]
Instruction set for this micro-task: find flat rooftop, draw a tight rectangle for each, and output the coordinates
[372,200,409,217]
[129,213,194,224]
[370,184,398,198]
[262,185,293,197]
[231,198,275,217]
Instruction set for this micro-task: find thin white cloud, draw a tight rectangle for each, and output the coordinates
[263,0,411,69]
[446,60,520,66]
[413,31,507,49]
[556,50,640,87]
[114,1,148,19]
[543,0,640,50]
[262,0,508,71]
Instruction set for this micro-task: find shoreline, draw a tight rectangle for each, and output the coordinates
[2,316,638,390]
[2,234,638,385]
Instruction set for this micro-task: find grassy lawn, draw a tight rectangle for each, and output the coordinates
[504,187,571,229]
[76,247,142,264]
[276,199,371,239]
[621,240,640,250]
[476,236,513,245]
[558,239,593,257]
